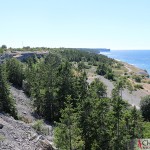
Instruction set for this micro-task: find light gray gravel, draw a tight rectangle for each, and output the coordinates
[87,75,149,108]
[0,86,55,150]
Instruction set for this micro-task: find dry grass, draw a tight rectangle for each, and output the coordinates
[0,134,5,141]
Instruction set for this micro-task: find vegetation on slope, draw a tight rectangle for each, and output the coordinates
[0,46,150,149]
[0,63,17,118]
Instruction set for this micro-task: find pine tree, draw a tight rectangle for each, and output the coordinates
[129,106,143,138]
[90,78,107,99]
[75,71,88,103]
[79,79,109,149]
[90,98,112,150]
[79,97,93,150]
[54,95,84,150]
[56,61,75,118]
[6,58,24,87]
[0,64,17,118]
[111,79,128,150]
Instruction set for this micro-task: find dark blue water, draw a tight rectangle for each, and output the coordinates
[100,50,150,75]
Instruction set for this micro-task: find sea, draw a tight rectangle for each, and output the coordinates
[100,50,150,75]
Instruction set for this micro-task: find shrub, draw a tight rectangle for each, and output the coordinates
[0,134,5,141]
[32,120,44,133]
[134,84,143,89]
[133,75,141,83]
[84,65,91,69]
[18,115,32,123]
[140,95,150,121]
[143,122,150,138]
[147,81,150,84]
[127,75,130,78]
[0,48,4,54]
[78,62,85,70]
[32,120,49,135]
[105,72,115,81]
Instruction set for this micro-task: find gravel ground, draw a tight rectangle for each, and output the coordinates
[87,75,149,109]
[10,86,35,123]
[0,86,55,150]
[0,113,54,150]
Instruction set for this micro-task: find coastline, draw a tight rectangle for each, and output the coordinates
[99,52,149,76]
[100,50,150,75]
[120,61,149,77]
[87,58,150,108]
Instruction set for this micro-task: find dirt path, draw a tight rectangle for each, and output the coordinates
[124,65,132,73]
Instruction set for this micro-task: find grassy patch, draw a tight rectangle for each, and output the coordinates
[134,84,143,89]
[32,120,49,135]
[18,115,33,123]
[143,122,150,138]
[113,69,124,76]
[0,134,5,141]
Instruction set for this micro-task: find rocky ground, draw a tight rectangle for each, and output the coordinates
[0,86,55,150]
[87,65,150,109]
[87,74,148,109]
[10,86,35,123]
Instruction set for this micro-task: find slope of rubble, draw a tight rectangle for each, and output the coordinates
[0,86,55,150]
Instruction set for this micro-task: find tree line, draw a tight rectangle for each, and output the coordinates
[0,48,149,149]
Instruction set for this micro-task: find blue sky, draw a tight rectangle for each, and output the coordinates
[0,0,150,50]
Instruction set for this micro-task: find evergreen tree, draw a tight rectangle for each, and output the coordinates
[79,79,109,149]
[6,58,24,87]
[44,54,62,121]
[140,95,150,121]
[90,78,107,99]
[0,64,17,118]
[90,98,112,150]
[111,79,128,150]
[128,106,143,138]
[56,61,75,119]
[79,97,93,149]
[54,96,84,150]
[75,71,88,102]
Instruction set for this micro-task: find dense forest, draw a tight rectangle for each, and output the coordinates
[0,47,150,149]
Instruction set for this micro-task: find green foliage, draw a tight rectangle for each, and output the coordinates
[90,98,112,150]
[54,96,84,150]
[114,62,123,69]
[32,120,44,132]
[90,78,107,98]
[143,122,150,138]
[4,48,145,149]
[6,58,24,87]
[32,119,49,135]
[1,45,7,49]
[140,95,150,121]
[0,134,5,141]
[0,64,17,118]
[128,107,143,138]
[96,63,107,76]
[105,70,115,81]
[133,75,142,83]
[0,48,4,54]
[78,80,109,149]
[126,80,134,93]
[134,84,143,89]
[110,79,143,149]
[97,63,115,80]
[78,61,85,70]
